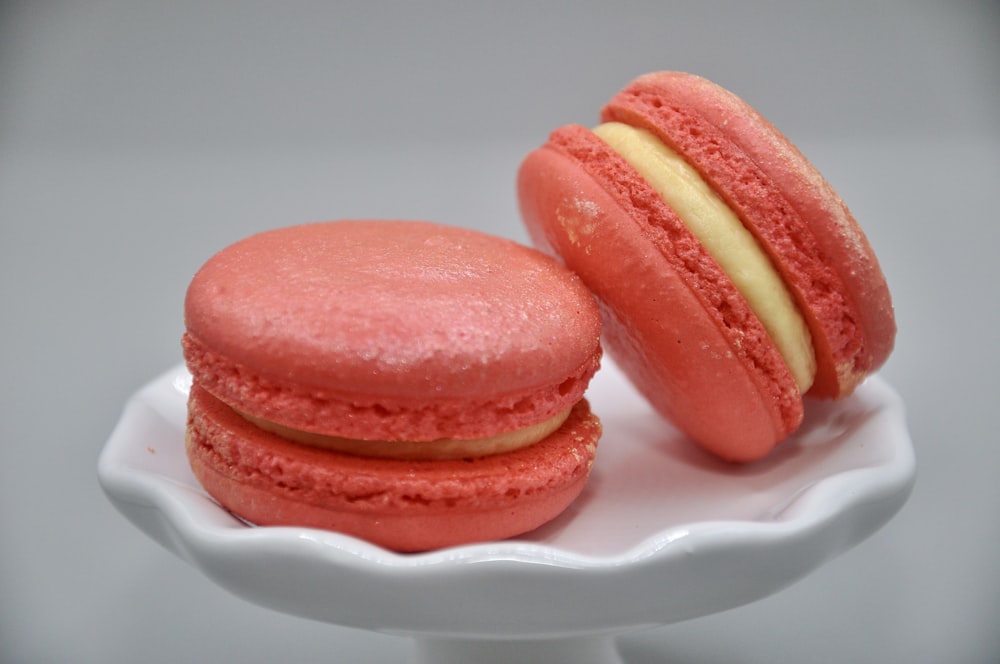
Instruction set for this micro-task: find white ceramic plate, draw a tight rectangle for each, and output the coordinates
[99,358,914,647]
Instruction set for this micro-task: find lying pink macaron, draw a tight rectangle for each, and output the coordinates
[182,220,603,551]
[518,71,895,462]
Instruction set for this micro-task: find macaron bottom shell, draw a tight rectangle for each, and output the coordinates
[185,384,601,552]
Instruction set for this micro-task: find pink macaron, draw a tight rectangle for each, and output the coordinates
[518,71,895,462]
[182,220,603,551]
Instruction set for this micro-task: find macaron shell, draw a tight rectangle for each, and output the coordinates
[602,71,895,397]
[183,220,602,441]
[185,384,601,552]
[518,126,801,461]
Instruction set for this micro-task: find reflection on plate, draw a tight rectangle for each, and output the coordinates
[99,358,913,640]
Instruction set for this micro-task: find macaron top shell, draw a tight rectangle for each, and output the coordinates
[602,71,895,397]
[183,220,602,442]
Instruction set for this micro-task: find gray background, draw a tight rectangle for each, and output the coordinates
[2,1,998,662]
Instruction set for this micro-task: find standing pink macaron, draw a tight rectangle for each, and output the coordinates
[182,220,602,551]
[518,71,895,462]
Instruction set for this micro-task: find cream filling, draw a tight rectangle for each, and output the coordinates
[593,122,816,393]
[236,407,572,460]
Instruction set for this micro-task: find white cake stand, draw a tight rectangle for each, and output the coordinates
[99,359,914,664]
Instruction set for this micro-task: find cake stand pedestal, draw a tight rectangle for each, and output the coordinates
[412,636,622,664]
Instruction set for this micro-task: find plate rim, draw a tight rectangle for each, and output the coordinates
[98,362,915,635]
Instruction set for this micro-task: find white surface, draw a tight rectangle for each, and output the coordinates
[3,2,999,663]
[98,361,912,643]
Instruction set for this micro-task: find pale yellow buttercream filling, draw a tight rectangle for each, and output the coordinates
[593,122,816,393]
[237,407,572,460]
